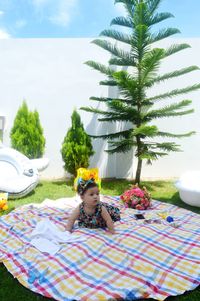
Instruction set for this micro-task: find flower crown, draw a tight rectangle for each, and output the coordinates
[74,168,101,192]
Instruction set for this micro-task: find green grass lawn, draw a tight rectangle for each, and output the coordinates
[0,179,200,301]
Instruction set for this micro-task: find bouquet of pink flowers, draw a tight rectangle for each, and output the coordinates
[120,185,151,210]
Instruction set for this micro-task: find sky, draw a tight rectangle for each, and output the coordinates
[0,0,199,39]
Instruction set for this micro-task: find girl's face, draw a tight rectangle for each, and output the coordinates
[81,186,100,207]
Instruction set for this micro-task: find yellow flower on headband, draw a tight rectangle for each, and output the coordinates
[77,168,91,181]
[74,168,101,191]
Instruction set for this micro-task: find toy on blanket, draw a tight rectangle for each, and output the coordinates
[28,268,49,284]
[0,192,8,211]
[157,212,179,228]
[120,184,151,210]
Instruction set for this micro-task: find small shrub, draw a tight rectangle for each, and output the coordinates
[10,101,45,158]
[61,109,94,176]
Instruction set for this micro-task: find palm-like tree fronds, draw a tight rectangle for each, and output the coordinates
[163,43,191,58]
[85,61,114,76]
[90,96,114,103]
[111,16,133,28]
[146,0,161,14]
[149,12,174,26]
[143,100,194,121]
[100,29,132,45]
[82,0,200,183]
[156,131,195,138]
[92,39,134,65]
[107,138,137,154]
[149,28,181,44]
[89,129,132,140]
[99,79,118,86]
[147,66,199,86]
[141,48,165,83]
[147,84,200,102]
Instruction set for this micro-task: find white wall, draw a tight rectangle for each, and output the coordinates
[0,38,200,180]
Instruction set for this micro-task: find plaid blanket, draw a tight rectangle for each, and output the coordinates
[0,196,200,301]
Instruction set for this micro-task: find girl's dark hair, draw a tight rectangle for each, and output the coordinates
[77,179,98,196]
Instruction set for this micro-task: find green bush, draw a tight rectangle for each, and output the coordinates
[61,109,94,176]
[10,101,46,159]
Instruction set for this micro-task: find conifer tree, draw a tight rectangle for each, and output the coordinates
[81,0,200,183]
[61,109,94,176]
[10,101,45,158]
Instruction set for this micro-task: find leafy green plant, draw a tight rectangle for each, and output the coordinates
[61,109,94,176]
[81,0,200,184]
[10,101,45,159]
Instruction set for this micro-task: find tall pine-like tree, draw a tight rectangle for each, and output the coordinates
[61,109,94,176]
[81,0,200,183]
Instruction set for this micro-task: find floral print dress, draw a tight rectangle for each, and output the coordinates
[78,201,120,229]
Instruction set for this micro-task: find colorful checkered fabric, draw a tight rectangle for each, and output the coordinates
[0,196,200,301]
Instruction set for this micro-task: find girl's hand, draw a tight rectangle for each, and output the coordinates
[108,228,115,234]
[101,206,115,234]
[65,206,80,233]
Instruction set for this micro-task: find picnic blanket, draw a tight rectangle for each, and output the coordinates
[0,195,200,301]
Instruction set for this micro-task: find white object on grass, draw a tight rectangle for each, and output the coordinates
[30,157,49,172]
[0,147,39,198]
[175,171,200,207]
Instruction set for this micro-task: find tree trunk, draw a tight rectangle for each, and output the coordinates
[135,158,142,184]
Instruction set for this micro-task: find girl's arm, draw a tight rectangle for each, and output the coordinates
[65,206,80,232]
[101,206,115,234]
